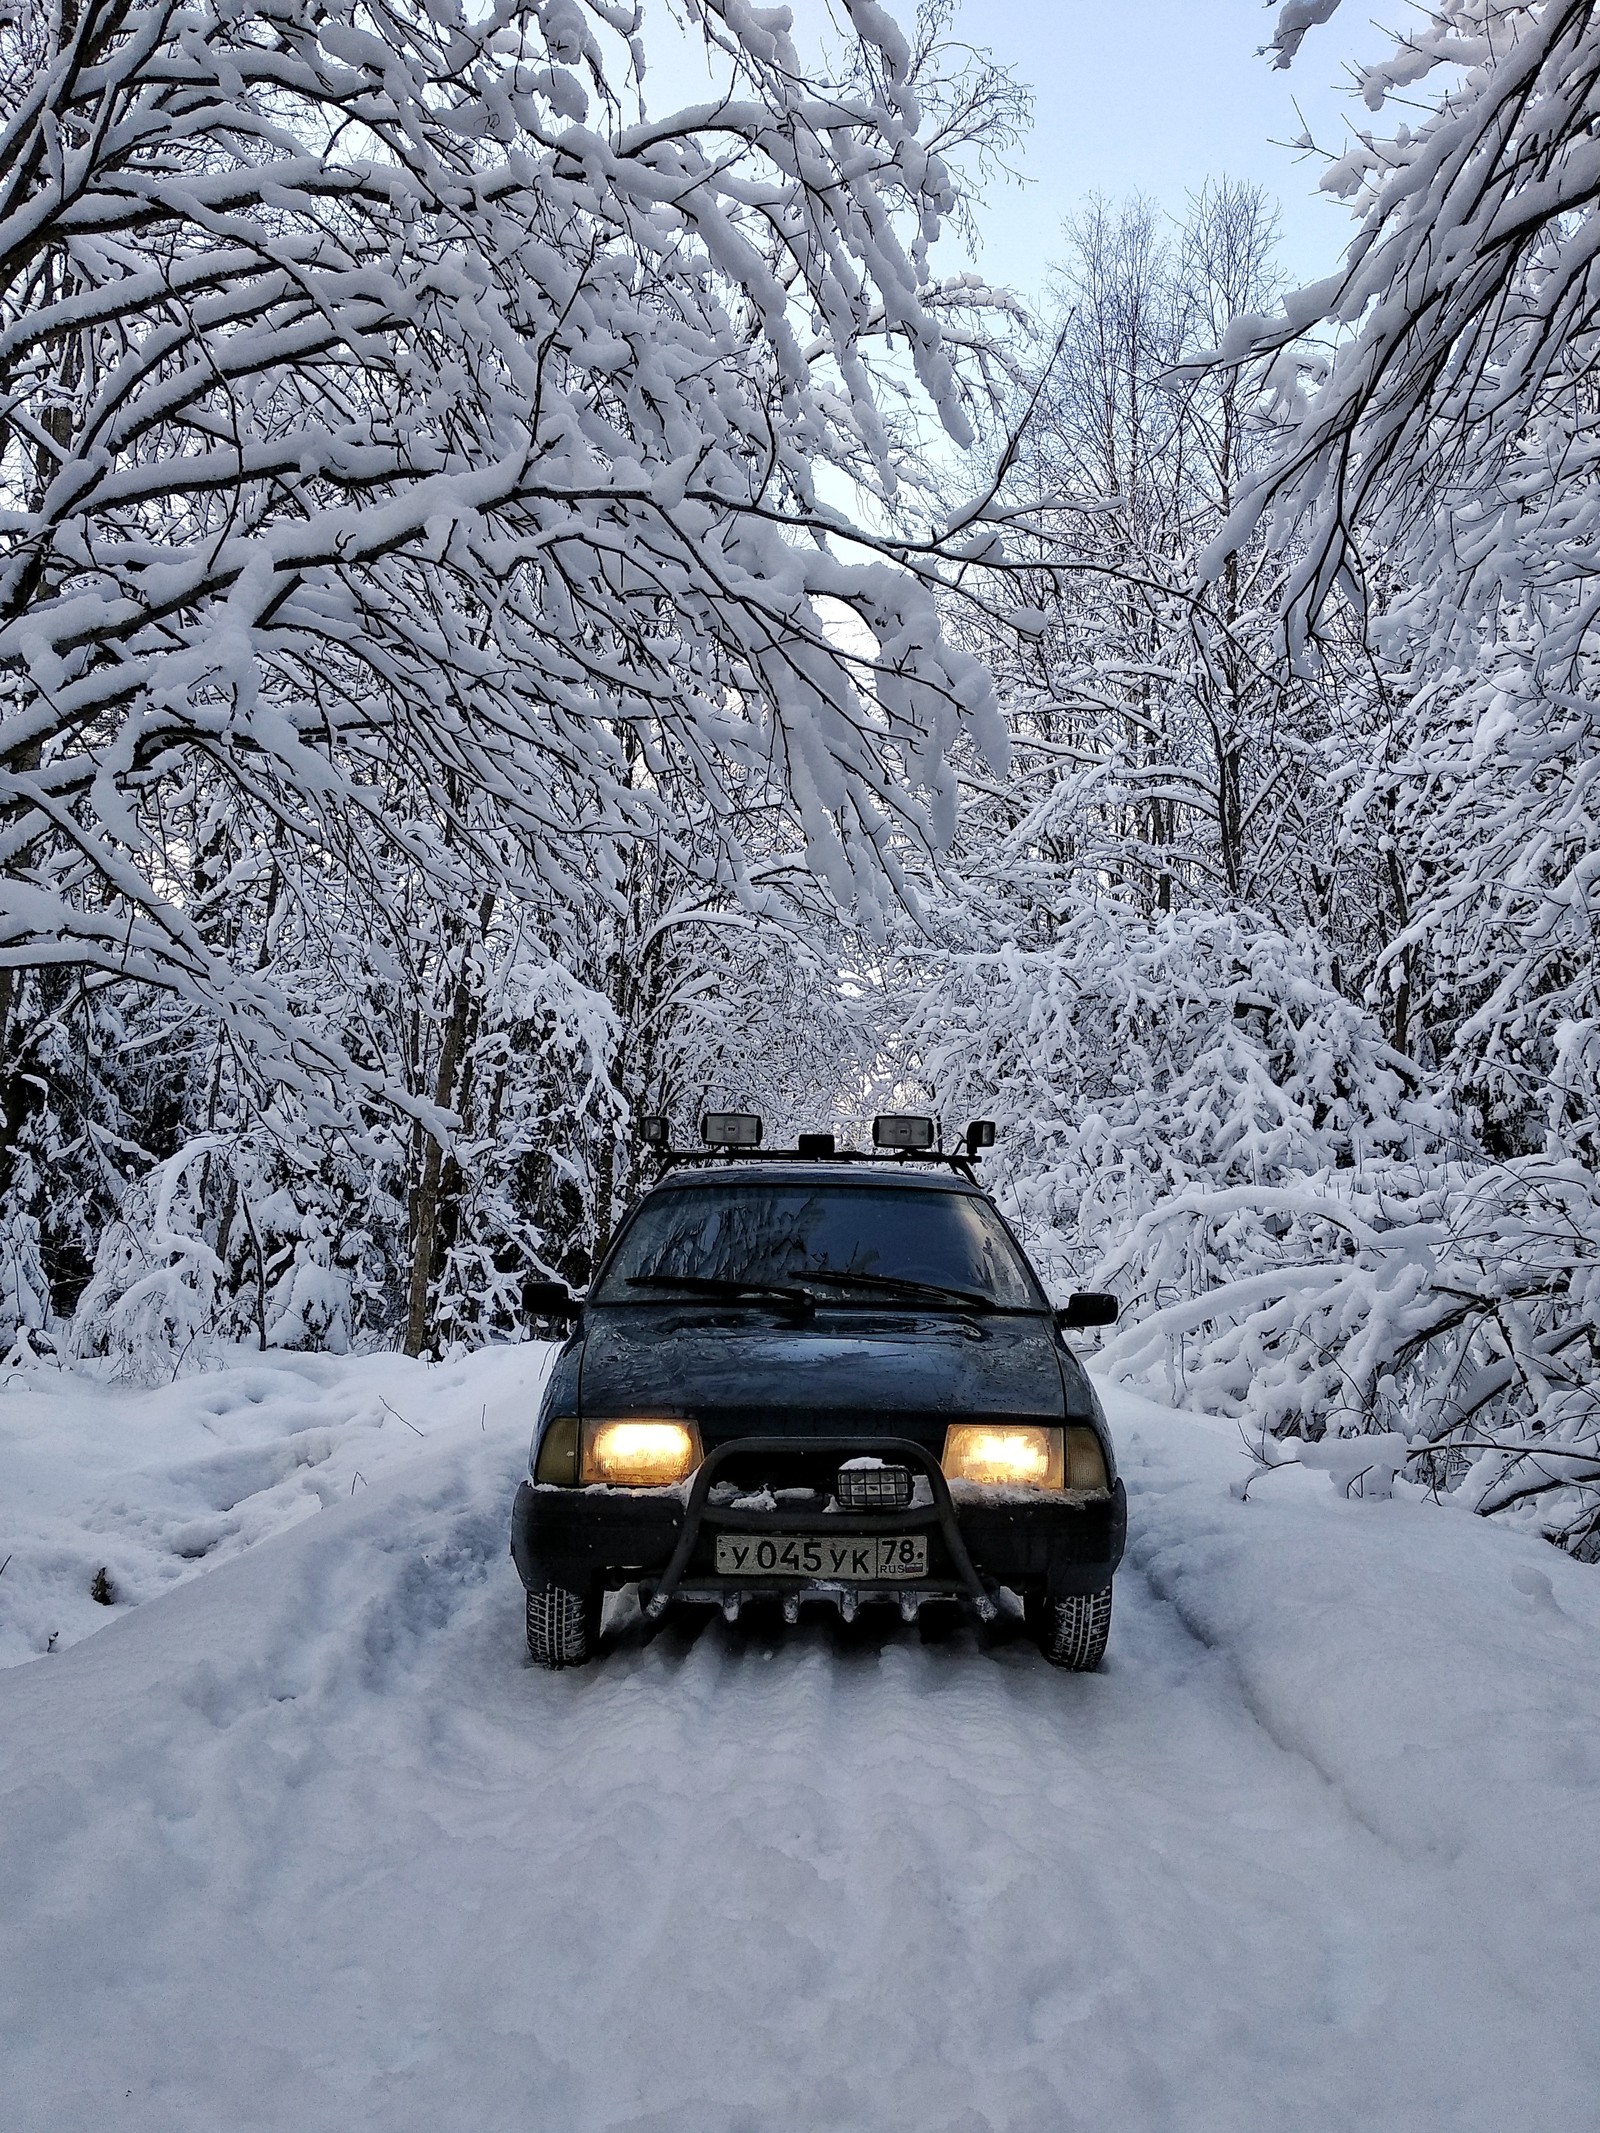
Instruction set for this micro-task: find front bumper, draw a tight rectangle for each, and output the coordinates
[511,1433,1126,1611]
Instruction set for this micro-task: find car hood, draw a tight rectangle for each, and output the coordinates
[576,1304,1071,1447]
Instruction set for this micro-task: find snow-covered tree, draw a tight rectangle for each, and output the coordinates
[1157,0,1600,1552]
[1225,0,1600,1124]
[899,112,1600,1554]
[1,0,1026,1349]
[927,181,1373,940]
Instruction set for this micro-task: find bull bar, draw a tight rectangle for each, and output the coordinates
[643,1434,998,1621]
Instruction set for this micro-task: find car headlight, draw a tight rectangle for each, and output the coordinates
[940,1423,1109,1492]
[943,1423,1064,1490]
[580,1417,702,1487]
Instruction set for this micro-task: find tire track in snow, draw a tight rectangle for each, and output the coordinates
[1115,1420,1420,1858]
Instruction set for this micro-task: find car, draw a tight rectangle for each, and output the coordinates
[510,1113,1125,1671]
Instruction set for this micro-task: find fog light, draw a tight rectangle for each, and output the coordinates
[835,1461,914,1511]
[581,1418,701,1486]
[941,1423,1064,1490]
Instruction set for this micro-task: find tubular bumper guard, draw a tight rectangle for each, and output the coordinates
[512,1433,1126,1612]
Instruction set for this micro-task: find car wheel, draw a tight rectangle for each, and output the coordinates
[525,1581,601,1668]
[1030,1586,1112,1671]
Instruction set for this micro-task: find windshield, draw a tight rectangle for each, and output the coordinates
[593,1182,1044,1311]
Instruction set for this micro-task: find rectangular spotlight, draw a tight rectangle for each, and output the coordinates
[701,1111,763,1147]
[872,1114,936,1150]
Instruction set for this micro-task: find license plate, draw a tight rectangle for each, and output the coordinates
[714,1533,928,1580]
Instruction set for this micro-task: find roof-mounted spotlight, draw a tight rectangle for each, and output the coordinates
[872,1114,936,1151]
[638,1115,670,1149]
[964,1119,996,1157]
[797,1131,836,1157]
[701,1111,763,1148]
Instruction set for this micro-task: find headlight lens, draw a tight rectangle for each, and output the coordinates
[535,1414,580,1484]
[580,1418,701,1487]
[942,1423,1064,1490]
[1064,1424,1109,1492]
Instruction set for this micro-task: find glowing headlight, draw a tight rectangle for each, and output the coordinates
[580,1418,701,1487]
[942,1424,1065,1491]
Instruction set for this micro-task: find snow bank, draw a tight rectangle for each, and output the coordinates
[0,1344,554,1667]
[1114,1385,1600,1845]
[1111,1382,1600,2047]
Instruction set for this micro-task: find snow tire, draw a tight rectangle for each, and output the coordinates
[1031,1585,1112,1671]
[525,1582,600,1669]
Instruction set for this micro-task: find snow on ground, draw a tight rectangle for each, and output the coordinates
[0,1344,553,1668]
[3,1353,1599,2133]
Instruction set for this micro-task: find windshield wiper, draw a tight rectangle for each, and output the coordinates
[788,1266,1000,1313]
[626,1274,815,1313]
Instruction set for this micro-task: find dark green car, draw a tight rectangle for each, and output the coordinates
[511,1117,1124,1670]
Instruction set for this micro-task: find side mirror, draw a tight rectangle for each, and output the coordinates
[524,1278,581,1322]
[1055,1292,1118,1331]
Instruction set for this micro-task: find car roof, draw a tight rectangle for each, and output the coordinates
[643,1162,984,1195]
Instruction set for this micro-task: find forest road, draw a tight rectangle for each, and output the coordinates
[2,1381,1598,2133]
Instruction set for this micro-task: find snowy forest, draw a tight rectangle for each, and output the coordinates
[3,0,1598,1562]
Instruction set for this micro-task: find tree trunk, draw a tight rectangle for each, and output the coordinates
[404,998,470,1358]
[403,895,494,1358]
[0,965,31,1210]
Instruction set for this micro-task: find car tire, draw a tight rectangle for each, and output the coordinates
[1030,1585,1112,1671]
[525,1581,601,1668]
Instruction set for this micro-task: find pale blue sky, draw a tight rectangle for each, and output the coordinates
[948,0,1380,297]
[642,0,1385,305]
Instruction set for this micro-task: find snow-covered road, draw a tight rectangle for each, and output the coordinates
[3,1352,1598,2132]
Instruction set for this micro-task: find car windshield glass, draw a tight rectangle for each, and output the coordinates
[593,1183,1043,1310]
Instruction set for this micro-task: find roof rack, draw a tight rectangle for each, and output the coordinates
[637,1114,996,1183]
